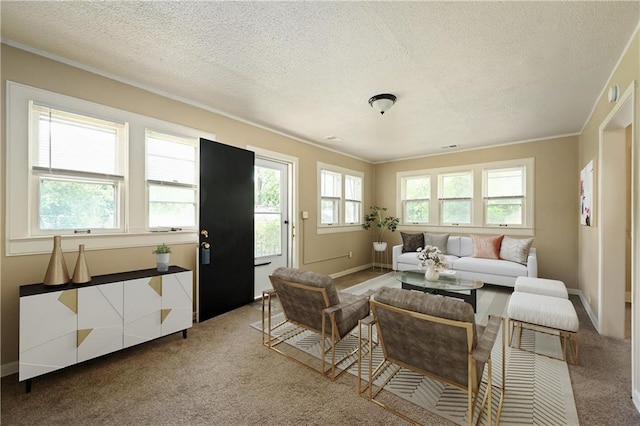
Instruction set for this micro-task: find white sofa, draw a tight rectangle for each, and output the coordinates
[392,235,537,288]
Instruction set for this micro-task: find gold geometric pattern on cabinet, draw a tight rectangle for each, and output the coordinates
[58,289,78,314]
[77,329,93,347]
[148,276,162,297]
[161,308,172,323]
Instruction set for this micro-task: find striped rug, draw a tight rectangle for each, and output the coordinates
[255,273,578,425]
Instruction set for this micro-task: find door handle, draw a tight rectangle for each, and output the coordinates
[201,242,211,265]
[200,229,209,238]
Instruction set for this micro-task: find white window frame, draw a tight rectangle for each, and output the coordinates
[399,174,431,225]
[6,81,214,255]
[145,129,199,231]
[29,102,128,235]
[317,162,363,233]
[483,165,526,227]
[396,158,534,236]
[438,170,473,226]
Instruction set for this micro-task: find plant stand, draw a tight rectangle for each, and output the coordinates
[371,245,388,272]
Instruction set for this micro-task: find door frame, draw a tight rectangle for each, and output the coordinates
[597,80,638,410]
[248,146,298,269]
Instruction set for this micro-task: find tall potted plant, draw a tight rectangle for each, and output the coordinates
[362,206,400,251]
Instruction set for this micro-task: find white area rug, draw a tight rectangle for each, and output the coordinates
[255,273,579,425]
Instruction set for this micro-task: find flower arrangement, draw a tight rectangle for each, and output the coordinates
[416,245,448,271]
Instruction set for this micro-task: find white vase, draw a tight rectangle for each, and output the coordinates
[156,253,170,272]
[424,265,440,281]
[373,242,387,252]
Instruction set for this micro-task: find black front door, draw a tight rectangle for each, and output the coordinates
[198,138,254,321]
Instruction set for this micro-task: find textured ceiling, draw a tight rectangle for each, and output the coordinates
[2,1,639,162]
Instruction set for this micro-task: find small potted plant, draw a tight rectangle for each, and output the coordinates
[153,243,171,272]
[361,206,400,251]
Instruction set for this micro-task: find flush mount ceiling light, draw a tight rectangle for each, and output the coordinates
[368,93,397,115]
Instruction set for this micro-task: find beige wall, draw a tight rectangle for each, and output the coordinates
[375,136,579,286]
[578,31,639,321]
[0,45,375,365]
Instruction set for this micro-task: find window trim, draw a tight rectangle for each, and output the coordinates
[6,81,214,255]
[396,158,534,235]
[317,162,363,233]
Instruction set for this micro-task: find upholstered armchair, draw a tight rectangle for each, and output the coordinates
[263,267,371,380]
[360,287,505,425]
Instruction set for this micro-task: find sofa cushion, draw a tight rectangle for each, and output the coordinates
[447,236,461,256]
[401,232,424,253]
[423,233,450,254]
[460,236,474,257]
[471,234,504,259]
[453,256,527,277]
[500,236,534,264]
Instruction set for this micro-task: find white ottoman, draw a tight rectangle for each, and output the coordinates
[515,276,568,299]
[507,292,579,363]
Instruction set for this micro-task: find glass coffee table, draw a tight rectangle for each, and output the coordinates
[394,270,484,312]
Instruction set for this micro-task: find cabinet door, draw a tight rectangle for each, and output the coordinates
[19,289,77,381]
[161,271,193,336]
[77,282,124,362]
[123,276,161,348]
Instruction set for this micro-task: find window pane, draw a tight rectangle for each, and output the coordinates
[147,133,197,185]
[441,200,471,224]
[344,175,362,201]
[345,201,360,223]
[405,200,429,223]
[321,198,339,224]
[255,213,281,257]
[39,178,117,230]
[405,176,430,199]
[441,173,472,198]
[487,167,523,197]
[321,170,341,197]
[34,105,122,175]
[486,198,523,224]
[148,185,196,227]
[255,166,281,213]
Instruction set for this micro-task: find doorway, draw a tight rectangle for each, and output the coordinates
[597,81,637,409]
[254,157,290,298]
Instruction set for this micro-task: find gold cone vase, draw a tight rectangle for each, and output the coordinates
[43,235,70,286]
[72,244,91,284]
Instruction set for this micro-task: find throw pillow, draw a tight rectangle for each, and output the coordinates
[471,234,504,259]
[401,232,424,253]
[500,236,534,264]
[423,233,450,254]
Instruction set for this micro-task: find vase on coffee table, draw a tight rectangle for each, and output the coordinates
[424,265,439,281]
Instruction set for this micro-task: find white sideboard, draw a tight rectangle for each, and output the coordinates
[19,266,192,391]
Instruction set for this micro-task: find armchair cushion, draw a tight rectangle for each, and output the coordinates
[373,287,480,387]
[270,267,368,338]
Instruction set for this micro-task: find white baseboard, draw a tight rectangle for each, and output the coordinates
[2,361,18,378]
[329,263,391,278]
[571,288,600,333]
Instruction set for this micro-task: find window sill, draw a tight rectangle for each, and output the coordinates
[316,225,363,235]
[7,231,198,256]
